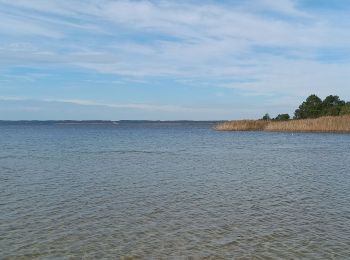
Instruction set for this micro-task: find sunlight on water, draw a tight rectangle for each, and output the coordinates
[1,122,350,259]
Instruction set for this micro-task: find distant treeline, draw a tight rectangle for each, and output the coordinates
[0,120,115,125]
[263,95,350,121]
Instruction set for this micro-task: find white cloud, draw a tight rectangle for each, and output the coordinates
[0,13,63,38]
[252,0,307,16]
[0,96,233,114]
[1,0,350,113]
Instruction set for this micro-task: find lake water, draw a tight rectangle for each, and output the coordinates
[1,122,350,259]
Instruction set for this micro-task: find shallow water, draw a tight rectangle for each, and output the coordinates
[1,122,350,259]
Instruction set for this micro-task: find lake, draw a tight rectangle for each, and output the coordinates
[1,121,350,259]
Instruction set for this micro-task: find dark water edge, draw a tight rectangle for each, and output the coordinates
[1,121,350,259]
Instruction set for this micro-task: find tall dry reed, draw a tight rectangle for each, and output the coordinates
[215,115,350,133]
[215,120,269,131]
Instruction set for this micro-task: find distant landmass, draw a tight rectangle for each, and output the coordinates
[0,120,116,125]
[0,120,221,125]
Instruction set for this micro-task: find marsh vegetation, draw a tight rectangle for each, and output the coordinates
[216,115,350,132]
[216,95,350,132]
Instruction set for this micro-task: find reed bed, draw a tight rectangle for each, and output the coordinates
[215,115,350,133]
[215,120,269,131]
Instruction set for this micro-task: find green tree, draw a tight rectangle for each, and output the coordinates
[340,102,350,115]
[274,114,290,121]
[294,94,323,119]
[321,95,345,116]
[262,113,271,120]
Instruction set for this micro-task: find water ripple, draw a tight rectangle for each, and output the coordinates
[1,123,350,259]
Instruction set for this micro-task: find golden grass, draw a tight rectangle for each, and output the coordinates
[215,115,350,133]
[215,120,269,131]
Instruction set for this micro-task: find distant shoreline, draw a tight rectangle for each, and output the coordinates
[215,115,350,133]
[0,120,221,125]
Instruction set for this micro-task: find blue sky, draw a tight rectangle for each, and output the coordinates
[1,0,350,120]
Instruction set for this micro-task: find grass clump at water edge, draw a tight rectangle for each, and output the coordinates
[215,115,350,133]
[215,120,269,131]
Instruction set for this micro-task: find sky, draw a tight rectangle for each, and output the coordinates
[1,0,350,120]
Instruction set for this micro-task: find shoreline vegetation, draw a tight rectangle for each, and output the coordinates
[215,115,350,133]
[216,94,350,133]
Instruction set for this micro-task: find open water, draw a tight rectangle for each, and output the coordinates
[1,121,350,259]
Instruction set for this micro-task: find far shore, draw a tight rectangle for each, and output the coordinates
[215,115,350,133]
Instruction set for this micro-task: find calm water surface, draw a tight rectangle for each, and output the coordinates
[1,122,350,259]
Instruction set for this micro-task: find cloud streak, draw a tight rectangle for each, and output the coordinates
[0,96,233,114]
[1,0,350,119]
